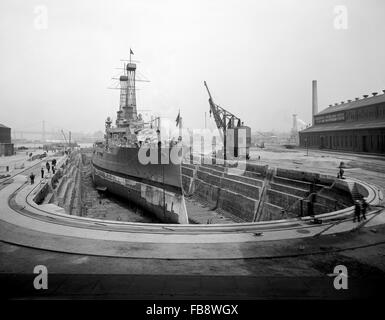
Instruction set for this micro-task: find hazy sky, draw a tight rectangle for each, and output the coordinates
[1,0,384,134]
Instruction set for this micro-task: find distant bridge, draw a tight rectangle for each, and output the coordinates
[12,130,63,141]
[12,120,100,143]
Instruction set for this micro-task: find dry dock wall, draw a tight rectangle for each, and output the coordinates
[33,153,358,223]
[32,152,83,215]
[182,163,265,222]
[182,162,356,222]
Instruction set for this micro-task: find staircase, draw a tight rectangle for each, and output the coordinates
[349,182,363,201]
[253,167,275,222]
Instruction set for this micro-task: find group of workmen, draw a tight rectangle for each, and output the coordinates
[29,159,57,185]
[40,159,57,179]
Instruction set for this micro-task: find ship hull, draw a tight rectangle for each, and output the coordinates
[91,146,188,224]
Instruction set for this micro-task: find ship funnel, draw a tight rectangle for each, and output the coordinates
[123,63,137,120]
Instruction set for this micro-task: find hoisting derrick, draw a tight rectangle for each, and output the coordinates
[204,81,251,160]
[61,129,72,149]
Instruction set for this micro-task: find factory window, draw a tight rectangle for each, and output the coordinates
[381,135,385,152]
[377,135,380,151]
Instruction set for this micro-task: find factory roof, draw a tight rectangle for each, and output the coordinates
[316,91,385,116]
[300,119,385,133]
[0,123,10,128]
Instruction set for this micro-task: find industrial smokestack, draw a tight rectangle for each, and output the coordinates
[312,80,318,125]
[292,114,298,132]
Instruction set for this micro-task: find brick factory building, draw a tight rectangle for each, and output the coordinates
[299,81,385,154]
[0,123,14,156]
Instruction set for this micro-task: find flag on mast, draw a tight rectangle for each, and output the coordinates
[175,110,181,127]
[129,49,134,63]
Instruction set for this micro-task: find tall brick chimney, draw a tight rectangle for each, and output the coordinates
[292,114,298,132]
[312,80,318,125]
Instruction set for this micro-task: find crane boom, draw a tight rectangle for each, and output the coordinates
[61,130,68,146]
[204,81,242,137]
[203,81,250,159]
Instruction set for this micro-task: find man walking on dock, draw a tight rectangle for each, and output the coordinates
[41,167,44,179]
[361,198,368,221]
[29,172,35,185]
[353,200,361,223]
[46,161,50,173]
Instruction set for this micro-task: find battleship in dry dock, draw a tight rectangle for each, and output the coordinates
[91,55,188,223]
